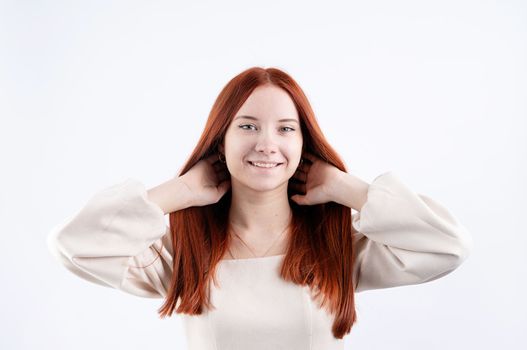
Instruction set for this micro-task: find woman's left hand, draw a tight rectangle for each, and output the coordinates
[289,152,343,206]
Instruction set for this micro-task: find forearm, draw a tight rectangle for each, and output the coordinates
[147,177,193,214]
[332,172,370,211]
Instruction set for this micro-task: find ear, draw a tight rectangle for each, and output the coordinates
[218,142,225,154]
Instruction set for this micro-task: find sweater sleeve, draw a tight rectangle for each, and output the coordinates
[46,178,174,299]
[351,171,474,293]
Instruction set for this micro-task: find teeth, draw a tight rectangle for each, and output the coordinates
[251,162,279,168]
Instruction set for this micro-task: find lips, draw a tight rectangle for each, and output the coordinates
[248,161,283,165]
[248,161,283,168]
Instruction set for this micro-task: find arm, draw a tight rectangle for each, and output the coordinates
[331,172,370,211]
[47,178,190,298]
[340,171,474,293]
[147,176,194,215]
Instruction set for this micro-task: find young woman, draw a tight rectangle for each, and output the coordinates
[47,66,473,350]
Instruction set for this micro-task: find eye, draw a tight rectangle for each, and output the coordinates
[238,124,295,133]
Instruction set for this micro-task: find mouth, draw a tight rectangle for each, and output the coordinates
[248,161,283,169]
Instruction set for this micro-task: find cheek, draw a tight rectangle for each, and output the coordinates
[290,142,303,160]
[225,146,249,168]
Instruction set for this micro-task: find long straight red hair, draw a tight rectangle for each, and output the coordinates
[158,66,358,338]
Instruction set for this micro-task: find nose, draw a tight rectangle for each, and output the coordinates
[255,130,278,155]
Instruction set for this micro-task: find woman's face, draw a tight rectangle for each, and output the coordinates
[220,84,303,193]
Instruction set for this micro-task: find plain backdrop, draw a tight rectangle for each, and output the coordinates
[1,0,525,349]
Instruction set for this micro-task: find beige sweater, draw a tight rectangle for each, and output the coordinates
[47,171,473,349]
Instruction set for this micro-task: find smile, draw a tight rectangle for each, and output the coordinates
[248,161,283,168]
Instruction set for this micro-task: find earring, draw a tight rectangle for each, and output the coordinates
[218,152,226,163]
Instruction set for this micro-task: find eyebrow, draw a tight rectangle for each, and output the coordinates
[234,115,299,124]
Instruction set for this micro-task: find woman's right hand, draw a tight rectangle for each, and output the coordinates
[178,153,231,207]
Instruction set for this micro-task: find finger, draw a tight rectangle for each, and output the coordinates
[290,194,306,205]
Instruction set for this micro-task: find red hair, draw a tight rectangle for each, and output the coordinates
[158,66,357,338]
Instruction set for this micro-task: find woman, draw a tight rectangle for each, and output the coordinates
[47,66,473,350]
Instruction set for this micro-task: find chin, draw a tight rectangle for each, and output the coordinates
[236,176,289,193]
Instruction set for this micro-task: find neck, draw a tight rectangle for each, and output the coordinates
[228,181,292,241]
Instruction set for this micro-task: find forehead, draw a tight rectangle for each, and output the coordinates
[235,85,299,121]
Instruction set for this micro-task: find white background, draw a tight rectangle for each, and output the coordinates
[1,0,525,349]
